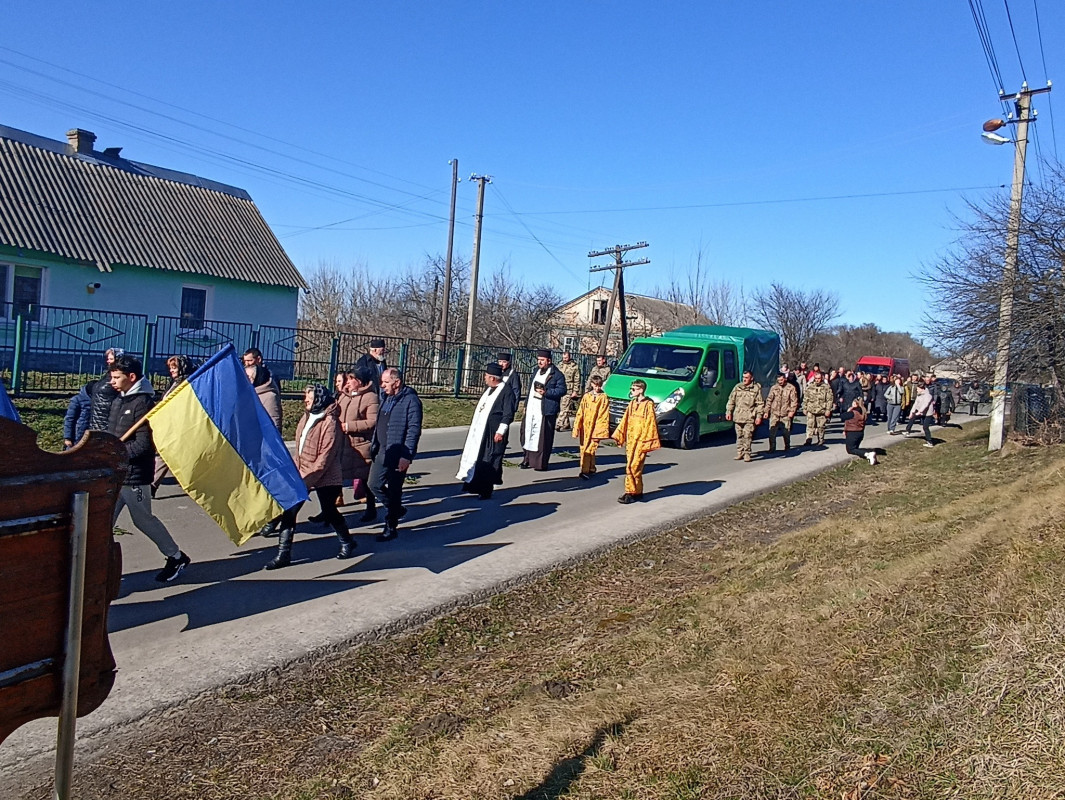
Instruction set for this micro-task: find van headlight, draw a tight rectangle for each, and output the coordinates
[656,387,685,415]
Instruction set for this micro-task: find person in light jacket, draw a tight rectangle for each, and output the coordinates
[340,367,380,522]
[904,383,937,447]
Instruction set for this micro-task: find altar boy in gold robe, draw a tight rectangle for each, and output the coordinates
[612,379,660,504]
[573,374,611,479]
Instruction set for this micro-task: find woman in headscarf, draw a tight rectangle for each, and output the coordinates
[151,355,195,497]
[265,384,355,570]
[245,363,282,431]
[339,367,381,521]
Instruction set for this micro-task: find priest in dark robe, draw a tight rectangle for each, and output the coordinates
[456,363,517,499]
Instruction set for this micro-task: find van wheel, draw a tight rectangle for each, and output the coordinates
[679,415,700,450]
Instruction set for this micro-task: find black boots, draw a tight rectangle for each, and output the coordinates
[265,527,294,570]
[336,518,356,559]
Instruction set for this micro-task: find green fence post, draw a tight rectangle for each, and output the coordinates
[250,327,260,352]
[399,341,409,373]
[328,336,341,382]
[453,348,465,398]
[11,313,25,395]
[142,320,154,373]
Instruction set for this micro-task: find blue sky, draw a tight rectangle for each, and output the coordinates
[2,1,1062,339]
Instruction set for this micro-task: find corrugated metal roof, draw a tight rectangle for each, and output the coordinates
[0,124,308,290]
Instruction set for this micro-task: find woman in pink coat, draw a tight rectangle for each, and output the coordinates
[265,384,355,570]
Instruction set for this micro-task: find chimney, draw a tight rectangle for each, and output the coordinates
[66,128,97,155]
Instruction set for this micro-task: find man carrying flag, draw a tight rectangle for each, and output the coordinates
[107,354,192,582]
[0,376,19,422]
[145,345,308,547]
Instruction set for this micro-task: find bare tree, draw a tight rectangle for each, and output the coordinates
[921,162,1065,388]
[473,263,562,347]
[812,324,937,372]
[654,247,747,326]
[749,283,841,366]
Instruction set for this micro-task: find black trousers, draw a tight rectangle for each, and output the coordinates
[280,486,346,531]
[368,455,406,526]
[844,430,866,456]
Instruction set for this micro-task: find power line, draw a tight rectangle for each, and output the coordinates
[1002,0,1029,83]
[969,0,1007,93]
[1031,0,1059,160]
[489,184,585,283]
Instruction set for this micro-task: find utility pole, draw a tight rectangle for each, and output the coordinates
[588,242,650,356]
[432,159,459,384]
[465,174,491,351]
[986,83,1050,451]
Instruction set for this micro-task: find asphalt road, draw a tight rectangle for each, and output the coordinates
[0,412,973,782]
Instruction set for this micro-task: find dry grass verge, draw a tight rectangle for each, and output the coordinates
[11,422,1065,799]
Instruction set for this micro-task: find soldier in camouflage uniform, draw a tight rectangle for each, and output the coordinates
[801,371,834,447]
[555,351,582,431]
[725,370,764,462]
[584,354,612,394]
[764,372,798,452]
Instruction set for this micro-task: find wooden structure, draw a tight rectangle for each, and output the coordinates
[0,419,124,745]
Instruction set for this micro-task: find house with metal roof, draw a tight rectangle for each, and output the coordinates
[0,123,307,346]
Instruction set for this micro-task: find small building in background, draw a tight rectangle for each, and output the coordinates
[550,286,710,355]
[0,123,306,374]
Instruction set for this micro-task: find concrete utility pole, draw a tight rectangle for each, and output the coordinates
[437,159,459,352]
[987,83,1051,452]
[465,174,491,351]
[589,242,650,357]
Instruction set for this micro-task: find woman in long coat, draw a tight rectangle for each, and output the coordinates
[340,367,381,522]
[265,384,355,570]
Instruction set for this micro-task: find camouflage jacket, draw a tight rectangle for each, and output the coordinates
[726,382,764,423]
[764,382,798,418]
[802,382,834,416]
[558,361,581,396]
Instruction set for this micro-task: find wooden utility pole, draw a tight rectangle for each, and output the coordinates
[465,174,491,350]
[588,242,650,356]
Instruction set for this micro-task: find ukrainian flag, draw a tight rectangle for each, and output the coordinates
[146,345,307,545]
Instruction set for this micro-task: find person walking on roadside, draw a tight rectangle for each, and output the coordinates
[904,383,937,447]
[340,367,380,521]
[725,370,764,462]
[764,371,798,453]
[106,354,192,582]
[573,373,611,479]
[265,384,356,570]
[885,374,905,435]
[555,351,581,431]
[871,376,889,423]
[63,380,94,449]
[520,349,567,470]
[497,352,523,409]
[802,371,833,447]
[369,368,423,541]
[584,354,612,394]
[151,355,196,497]
[840,397,877,465]
[963,381,983,416]
[456,363,516,499]
[355,338,388,391]
[88,346,123,431]
[828,369,844,415]
[838,370,863,414]
[613,379,660,504]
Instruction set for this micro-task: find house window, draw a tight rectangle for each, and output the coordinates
[12,266,42,322]
[180,286,208,329]
[563,336,578,352]
[591,300,608,325]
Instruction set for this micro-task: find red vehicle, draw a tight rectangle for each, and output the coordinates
[855,356,910,379]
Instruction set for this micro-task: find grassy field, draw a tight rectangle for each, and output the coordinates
[13,420,1064,799]
[13,396,481,452]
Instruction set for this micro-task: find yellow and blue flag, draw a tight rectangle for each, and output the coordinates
[146,345,307,545]
[0,377,19,422]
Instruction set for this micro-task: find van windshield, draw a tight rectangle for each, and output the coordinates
[615,343,704,382]
[858,364,891,377]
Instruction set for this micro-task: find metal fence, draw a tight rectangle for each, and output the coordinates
[1010,382,1061,441]
[1,304,607,399]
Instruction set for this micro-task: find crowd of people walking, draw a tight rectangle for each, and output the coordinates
[59,344,983,584]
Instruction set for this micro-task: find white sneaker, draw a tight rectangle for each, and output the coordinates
[865,452,877,465]
[923,442,934,448]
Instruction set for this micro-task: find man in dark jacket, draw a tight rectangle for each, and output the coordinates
[355,338,389,391]
[88,346,123,431]
[107,354,191,582]
[369,367,423,542]
[63,380,94,448]
[838,370,864,412]
[519,349,567,470]
[497,352,522,409]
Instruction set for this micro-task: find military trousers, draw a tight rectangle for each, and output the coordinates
[557,395,578,430]
[806,414,828,445]
[734,421,756,456]
[767,415,793,451]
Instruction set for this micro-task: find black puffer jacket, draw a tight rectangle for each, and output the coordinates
[88,374,118,431]
[106,376,157,485]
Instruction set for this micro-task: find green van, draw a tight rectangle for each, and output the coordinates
[603,326,780,449]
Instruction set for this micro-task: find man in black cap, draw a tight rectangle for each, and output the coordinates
[455,363,517,499]
[355,338,388,391]
[497,352,522,408]
[520,349,567,470]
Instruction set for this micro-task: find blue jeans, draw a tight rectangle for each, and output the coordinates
[887,404,902,432]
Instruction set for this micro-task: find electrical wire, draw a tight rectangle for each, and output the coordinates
[1031,0,1059,160]
[489,184,586,283]
[969,0,1007,93]
[1002,0,1029,83]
